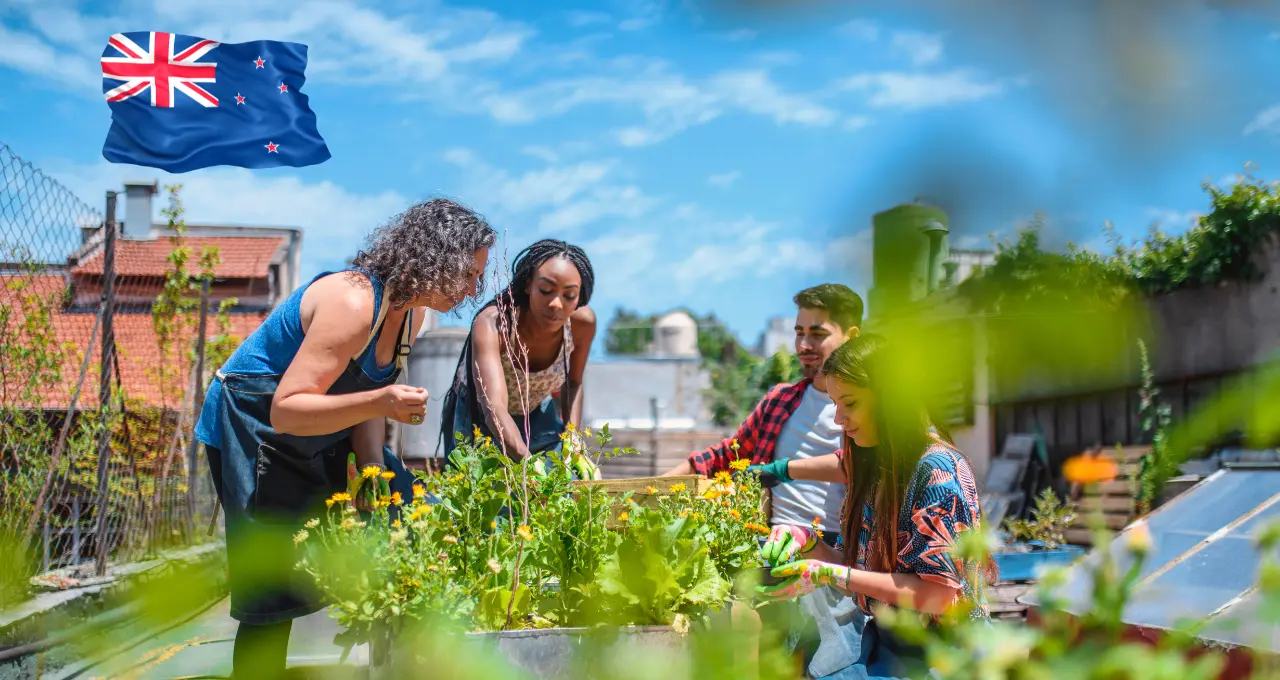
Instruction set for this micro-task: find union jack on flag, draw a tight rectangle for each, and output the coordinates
[101,32,219,108]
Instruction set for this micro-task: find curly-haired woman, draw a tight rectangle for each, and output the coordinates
[193,198,496,679]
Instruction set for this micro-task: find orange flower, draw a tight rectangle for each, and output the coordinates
[619,511,630,522]
[744,522,770,535]
[1063,455,1119,485]
[728,509,741,520]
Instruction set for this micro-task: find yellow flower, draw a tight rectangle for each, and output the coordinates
[679,510,689,518]
[645,486,658,494]
[443,535,459,544]
[361,466,381,479]
[380,471,396,481]
[473,425,483,439]
[729,458,750,472]
[392,520,401,528]
[330,492,352,503]
[619,511,629,522]
[815,529,825,541]
[1063,455,1119,486]
[391,492,403,506]
[293,529,309,545]
[703,489,721,500]
[730,438,740,452]
[670,483,687,493]
[325,499,335,507]
[305,518,319,529]
[413,485,426,500]
[714,471,733,485]
[728,509,741,520]
[517,525,534,541]
[490,521,497,530]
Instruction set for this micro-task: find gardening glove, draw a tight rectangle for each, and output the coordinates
[754,559,852,605]
[747,459,791,488]
[563,431,602,480]
[760,524,816,566]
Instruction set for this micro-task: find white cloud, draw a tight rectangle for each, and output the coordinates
[838,19,880,41]
[824,229,873,285]
[0,23,100,90]
[754,50,802,67]
[708,171,742,189]
[1244,105,1280,135]
[839,69,1017,110]
[891,30,945,66]
[1145,207,1200,230]
[709,70,839,126]
[441,148,656,233]
[671,218,825,287]
[522,145,560,163]
[566,10,613,27]
[719,29,758,42]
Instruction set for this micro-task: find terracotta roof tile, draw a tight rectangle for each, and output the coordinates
[74,236,284,279]
[2,273,266,410]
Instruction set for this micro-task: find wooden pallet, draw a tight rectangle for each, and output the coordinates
[1066,445,1150,547]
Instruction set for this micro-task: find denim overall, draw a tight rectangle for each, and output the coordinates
[206,279,415,625]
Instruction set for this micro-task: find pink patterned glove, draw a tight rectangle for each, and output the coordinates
[760,524,816,566]
[754,559,852,605]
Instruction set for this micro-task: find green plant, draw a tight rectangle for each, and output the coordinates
[1136,339,1174,515]
[1002,488,1078,550]
[299,428,767,653]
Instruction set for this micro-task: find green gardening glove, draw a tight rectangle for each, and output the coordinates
[747,459,791,489]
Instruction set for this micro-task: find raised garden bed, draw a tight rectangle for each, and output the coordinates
[297,431,769,673]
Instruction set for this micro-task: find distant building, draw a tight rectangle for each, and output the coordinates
[0,180,301,410]
[756,315,794,357]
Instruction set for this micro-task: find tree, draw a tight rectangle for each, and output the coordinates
[604,307,654,356]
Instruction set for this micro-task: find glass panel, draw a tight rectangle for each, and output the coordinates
[1199,591,1280,653]
[1125,535,1257,627]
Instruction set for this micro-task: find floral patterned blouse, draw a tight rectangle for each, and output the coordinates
[843,441,989,620]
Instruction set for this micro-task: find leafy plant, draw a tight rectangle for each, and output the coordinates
[1002,488,1077,550]
[298,428,767,653]
[1136,339,1174,515]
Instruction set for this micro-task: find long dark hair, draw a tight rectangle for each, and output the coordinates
[350,198,497,309]
[823,334,958,573]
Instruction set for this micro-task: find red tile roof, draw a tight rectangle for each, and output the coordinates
[74,236,284,279]
[2,272,266,410]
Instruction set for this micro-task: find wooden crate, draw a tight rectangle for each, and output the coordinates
[1066,445,1150,547]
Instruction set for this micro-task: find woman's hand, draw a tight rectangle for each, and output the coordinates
[760,524,816,566]
[379,384,428,425]
[755,559,852,605]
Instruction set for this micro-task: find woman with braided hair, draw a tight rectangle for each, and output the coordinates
[441,239,599,476]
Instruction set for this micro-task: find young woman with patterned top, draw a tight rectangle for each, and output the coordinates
[757,334,994,679]
[440,239,598,471]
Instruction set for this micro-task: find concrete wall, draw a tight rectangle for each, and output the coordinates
[596,427,732,478]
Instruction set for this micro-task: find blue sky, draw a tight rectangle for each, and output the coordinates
[3,0,1280,352]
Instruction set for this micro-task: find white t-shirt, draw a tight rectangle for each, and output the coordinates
[769,384,845,532]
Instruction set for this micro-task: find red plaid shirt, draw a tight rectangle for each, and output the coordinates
[688,378,812,477]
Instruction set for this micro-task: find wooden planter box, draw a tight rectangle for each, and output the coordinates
[368,624,691,679]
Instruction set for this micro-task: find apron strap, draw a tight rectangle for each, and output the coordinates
[354,283,394,361]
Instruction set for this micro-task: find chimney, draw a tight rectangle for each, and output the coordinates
[122,180,158,239]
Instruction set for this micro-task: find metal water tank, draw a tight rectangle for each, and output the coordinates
[402,324,469,460]
[869,202,950,316]
[651,311,699,358]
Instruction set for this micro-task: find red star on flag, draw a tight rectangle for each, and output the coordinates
[254,56,265,68]
[265,141,279,153]
[235,93,245,105]
[278,82,288,94]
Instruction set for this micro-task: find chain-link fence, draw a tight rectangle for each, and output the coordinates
[1,143,220,599]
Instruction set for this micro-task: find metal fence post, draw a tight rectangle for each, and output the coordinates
[185,278,210,536]
[93,191,117,577]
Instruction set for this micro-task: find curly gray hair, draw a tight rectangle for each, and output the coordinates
[351,198,497,309]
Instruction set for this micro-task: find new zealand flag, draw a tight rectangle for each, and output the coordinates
[100,31,331,173]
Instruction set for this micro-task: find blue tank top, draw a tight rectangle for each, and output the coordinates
[194,268,402,450]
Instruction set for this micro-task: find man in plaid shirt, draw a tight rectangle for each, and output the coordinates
[662,283,862,533]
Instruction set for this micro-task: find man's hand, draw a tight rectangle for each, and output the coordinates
[760,524,816,566]
[755,559,851,605]
[746,459,791,488]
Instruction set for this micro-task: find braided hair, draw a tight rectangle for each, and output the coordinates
[499,238,595,314]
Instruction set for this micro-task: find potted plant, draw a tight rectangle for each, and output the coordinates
[295,426,770,679]
[994,488,1086,582]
